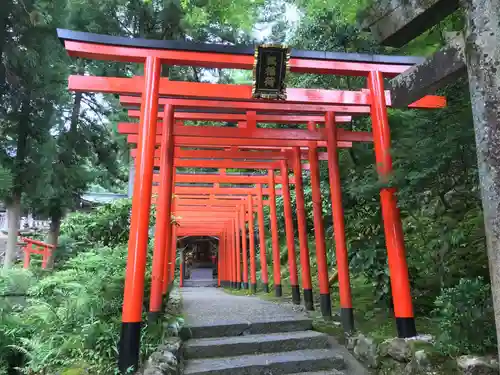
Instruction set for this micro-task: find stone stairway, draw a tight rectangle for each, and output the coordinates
[181,288,361,375]
[182,320,346,374]
[183,268,217,288]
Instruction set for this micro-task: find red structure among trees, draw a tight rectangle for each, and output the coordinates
[57,28,446,373]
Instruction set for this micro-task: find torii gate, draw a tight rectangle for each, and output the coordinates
[124,125,352,317]
[139,154,305,308]
[57,28,446,373]
[175,199,256,289]
[122,117,356,317]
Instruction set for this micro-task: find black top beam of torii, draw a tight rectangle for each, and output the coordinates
[56,28,424,66]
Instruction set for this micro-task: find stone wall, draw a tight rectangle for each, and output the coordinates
[346,333,499,375]
[141,288,185,375]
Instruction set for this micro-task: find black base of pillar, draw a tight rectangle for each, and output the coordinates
[147,311,161,324]
[275,284,282,297]
[340,307,355,333]
[118,322,141,374]
[263,283,270,293]
[243,282,249,289]
[231,282,235,288]
[291,285,301,305]
[320,293,332,318]
[237,282,241,290]
[251,283,257,293]
[396,317,417,338]
[303,289,314,311]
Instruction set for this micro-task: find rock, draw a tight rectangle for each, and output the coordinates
[159,337,182,358]
[457,355,499,375]
[379,338,413,362]
[346,334,358,350]
[404,350,432,374]
[405,334,434,344]
[353,333,379,368]
[145,351,178,374]
[143,368,164,375]
[165,322,180,337]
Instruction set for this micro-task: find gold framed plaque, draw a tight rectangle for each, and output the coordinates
[252,43,290,100]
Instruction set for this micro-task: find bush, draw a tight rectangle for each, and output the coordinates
[0,269,36,375]
[0,245,165,374]
[0,199,167,374]
[432,277,497,356]
[60,199,133,249]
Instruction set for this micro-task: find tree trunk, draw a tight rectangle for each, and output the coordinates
[460,0,500,363]
[0,0,11,93]
[4,97,30,268]
[3,194,20,268]
[45,214,61,269]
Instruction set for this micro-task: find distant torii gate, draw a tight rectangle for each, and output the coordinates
[57,28,446,373]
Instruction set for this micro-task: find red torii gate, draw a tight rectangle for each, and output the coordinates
[141,155,300,303]
[126,137,345,312]
[57,28,446,373]
[175,200,255,290]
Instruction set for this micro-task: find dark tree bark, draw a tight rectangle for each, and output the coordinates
[460,0,500,362]
[4,96,30,268]
[0,0,12,96]
[45,212,62,269]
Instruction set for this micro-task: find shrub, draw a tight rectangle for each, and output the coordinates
[0,200,167,374]
[432,277,497,356]
[60,199,133,249]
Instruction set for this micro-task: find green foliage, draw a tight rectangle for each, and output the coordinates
[432,278,497,356]
[0,196,168,374]
[18,245,129,373]
[61,199,133,248]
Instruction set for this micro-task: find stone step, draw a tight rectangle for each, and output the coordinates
[183,280,217,287]
[184,318,313,339]
[184,330,330,359]
[183,348,346,375]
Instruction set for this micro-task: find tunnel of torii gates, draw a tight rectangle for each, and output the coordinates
[57,28,446,373]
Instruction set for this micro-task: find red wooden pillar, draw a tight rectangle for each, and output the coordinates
[23,243,32,269]
[233,218,238,288]
[268,169,282,297]
[325,112,354,332]
[224,229,232,288]
[163,186,176,295]
[257,184,270,292]
[236,210,242,289]
[220,230,225,287]
[180,247,184,287]
[241,204,249,289]
[41,245,50,269]
[218,232,223,287]
[149,104,175,323]
[230,221,234,288]
[292,148,314,309]
[280,159,300,304]
[368,71,416,338]
[247,195,257,293]
[170,223,177,285]
[292,147,314,310]
[308,133,332,318]
[119,56,161,374]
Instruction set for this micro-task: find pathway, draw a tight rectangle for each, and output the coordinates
[181,287,367,375]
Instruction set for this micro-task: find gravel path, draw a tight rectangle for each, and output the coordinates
[182,287,309,327]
